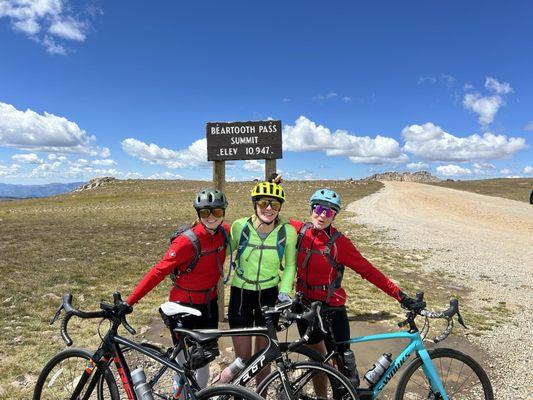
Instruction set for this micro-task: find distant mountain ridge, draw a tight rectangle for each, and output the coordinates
[0,182,85,198]
[363,171,440,183]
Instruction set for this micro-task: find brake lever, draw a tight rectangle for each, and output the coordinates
[315,305,326,334]
[122,317,136,335]
[50,301,64,325]
[456,310,467,329]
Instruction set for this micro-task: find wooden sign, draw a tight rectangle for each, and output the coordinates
[206,120,283,161]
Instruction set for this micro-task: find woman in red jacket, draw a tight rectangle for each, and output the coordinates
[290,188,417,387]
[127,188,230,388]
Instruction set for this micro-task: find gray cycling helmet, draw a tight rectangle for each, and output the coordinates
[194,188,228,210]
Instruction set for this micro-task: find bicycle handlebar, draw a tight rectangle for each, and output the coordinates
[282,301,324,351]
[399,292,467,343]
[50,292,135,346]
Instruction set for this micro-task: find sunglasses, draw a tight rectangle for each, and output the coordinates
[198,208,225,219]
[255,199,282,211]
[312,204,336,218]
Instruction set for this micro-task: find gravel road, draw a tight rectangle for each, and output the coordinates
[349,181,533,399]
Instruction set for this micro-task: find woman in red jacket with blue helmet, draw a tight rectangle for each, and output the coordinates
[290,187,417,385]
[127,188,230,388]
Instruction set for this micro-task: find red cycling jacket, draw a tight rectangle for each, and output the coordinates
[127,222,230,306]
[290,219,401,307]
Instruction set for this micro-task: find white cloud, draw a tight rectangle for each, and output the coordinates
[342,96,352,103]
[242,160,264,172]
[406,162,429,171]
[523,166,533,175]
[523,121,533,132]
[76,159,88,165]
[100,147,111,158]
[440,74,456,86]
[0,101,103,154]
[418,76,437,85]
[485,77,513,95]
[147,172,184,180]
[92,159,116,166]
[463,93,503,125]
[312,92,337,102]
[48,18,86,41]
[282,98,290,103]
[12,153,43,164]
[499,168,512,175]
[124,172,144,179]
[464,83,474,91]
[283,116,406,164]
[402,122,526,162]
[121,138,208,169]
[48,153,57,160]
[436,164,472,177]
[418,74,455,86]
[472,162,495,170]
[42,35,66,55]
[0,0,97,54]
[0,163,20,177]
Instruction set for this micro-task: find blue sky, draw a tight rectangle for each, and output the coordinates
[1,1,532,184]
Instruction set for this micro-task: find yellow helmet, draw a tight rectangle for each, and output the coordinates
[251,181,286,203]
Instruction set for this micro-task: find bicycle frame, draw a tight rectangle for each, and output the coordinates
[95,329,197,400]
[339,331,449,400]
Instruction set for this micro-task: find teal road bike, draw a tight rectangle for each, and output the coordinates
[288,292,493,400]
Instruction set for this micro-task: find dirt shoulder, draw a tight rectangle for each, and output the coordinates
[348,181,533,399]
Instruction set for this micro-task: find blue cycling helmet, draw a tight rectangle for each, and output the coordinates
[309,188,341,212]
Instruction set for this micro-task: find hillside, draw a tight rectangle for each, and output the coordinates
[428,178,533,203]
[0,181,85,198]
[363,170,440,182]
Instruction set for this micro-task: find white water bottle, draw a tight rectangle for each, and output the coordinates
[212,357,246,385]
[131,368,155,400]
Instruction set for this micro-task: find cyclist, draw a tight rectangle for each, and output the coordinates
[227,177,297,383]
[126,188,230,388]
[289,186,418,386]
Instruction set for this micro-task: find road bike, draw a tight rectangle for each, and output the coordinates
[287,292,494,400]
[33,292,264,400]
[123,299,359,399]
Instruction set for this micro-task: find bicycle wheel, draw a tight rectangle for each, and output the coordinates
[395,348,494,400]
[256,360,359,400]
[196,384,265,399]
[33,348,119,400]
[278,342,326,363]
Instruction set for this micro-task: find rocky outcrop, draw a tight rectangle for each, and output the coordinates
[73,177,116,192]
[363,171,440,183]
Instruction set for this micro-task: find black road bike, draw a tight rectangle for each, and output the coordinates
[33,292,264,400]
[124,299,359,400]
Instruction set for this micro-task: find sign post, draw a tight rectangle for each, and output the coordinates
[206,120,283,322]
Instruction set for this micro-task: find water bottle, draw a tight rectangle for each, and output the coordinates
[131,368,155,400]
[211,357,246,385]
[342,350,360,388]
[172,373,184,399]
[364,353,393,386]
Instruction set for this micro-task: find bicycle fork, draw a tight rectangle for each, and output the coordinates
[418,349,449,400]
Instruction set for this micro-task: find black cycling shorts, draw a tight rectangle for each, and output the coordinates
[228,286,279,328]
[296,303,351,352]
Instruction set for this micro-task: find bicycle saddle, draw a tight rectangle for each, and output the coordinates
[160,301,202,317]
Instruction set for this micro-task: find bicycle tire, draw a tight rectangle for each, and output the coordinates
[395,348,494,400]
[196,383,265,400]
[278,341,326,363]
[256,360,359,400]
[33,348,119,400]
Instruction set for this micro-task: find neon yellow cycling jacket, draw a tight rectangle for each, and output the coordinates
[229,216,296,293]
